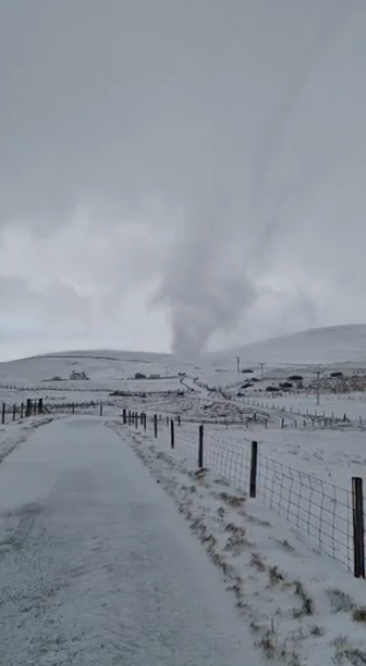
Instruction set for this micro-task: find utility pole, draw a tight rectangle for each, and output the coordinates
[236,356,241,375]
[316,369,321,405]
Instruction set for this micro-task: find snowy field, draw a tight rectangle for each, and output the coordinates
[2,326,366,663]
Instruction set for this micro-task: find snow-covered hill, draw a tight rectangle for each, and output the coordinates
[217,325,366,366]
[0,349,180,385]
[1,325,366,394]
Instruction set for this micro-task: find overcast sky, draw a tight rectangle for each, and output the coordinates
[0,0,365,360]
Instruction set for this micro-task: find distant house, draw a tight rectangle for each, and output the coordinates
[70,370,90,380]
[134,372,146,380]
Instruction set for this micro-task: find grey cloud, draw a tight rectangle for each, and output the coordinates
[0,1,365,358]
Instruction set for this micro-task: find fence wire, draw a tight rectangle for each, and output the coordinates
[257,452,353,572]
[146,417,355,574]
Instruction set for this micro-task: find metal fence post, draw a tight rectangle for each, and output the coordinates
[249,441,258,498]
[352,477,365,579]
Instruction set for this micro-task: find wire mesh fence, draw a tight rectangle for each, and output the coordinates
[131,414,359,577]
[257,452,353,572]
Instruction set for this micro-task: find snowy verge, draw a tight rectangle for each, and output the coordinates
[0,416,57,464]
[109,421,366,666]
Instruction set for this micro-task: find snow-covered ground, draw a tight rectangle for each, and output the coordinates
[110,418,366,666]
[0,417,264,666]
[2,326,366,662]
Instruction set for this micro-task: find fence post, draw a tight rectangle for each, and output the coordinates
[154,414,158,438]
[249,441,258,498]
[99,403,103,417]
[12,404,16,421]
[26,399,32,418]
[198,425,204,468]
[143,413,147,431]
[123,408,127,425]
[20,403,24,419]
[135,412,138,429]
[2,403,5,424]
[352,477,365,579]
[170,419,175,449]
[177,415,181,427]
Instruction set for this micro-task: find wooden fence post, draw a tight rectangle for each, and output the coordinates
[170,419,175,449]
[154,414,158,438]
[20,403,24,419]
[198,425,204,468]
[249,441,258,498]
[123,408,127,425]
[352,477,365,578]
[12,404,16,421]
[2,403,5,424]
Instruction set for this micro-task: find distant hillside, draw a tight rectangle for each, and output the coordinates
[216,325,366,366]
[0,349,179,385]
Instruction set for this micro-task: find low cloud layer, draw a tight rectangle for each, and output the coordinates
[0,1,366,360]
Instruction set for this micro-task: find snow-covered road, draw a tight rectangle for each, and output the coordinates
[0,417,262,666]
